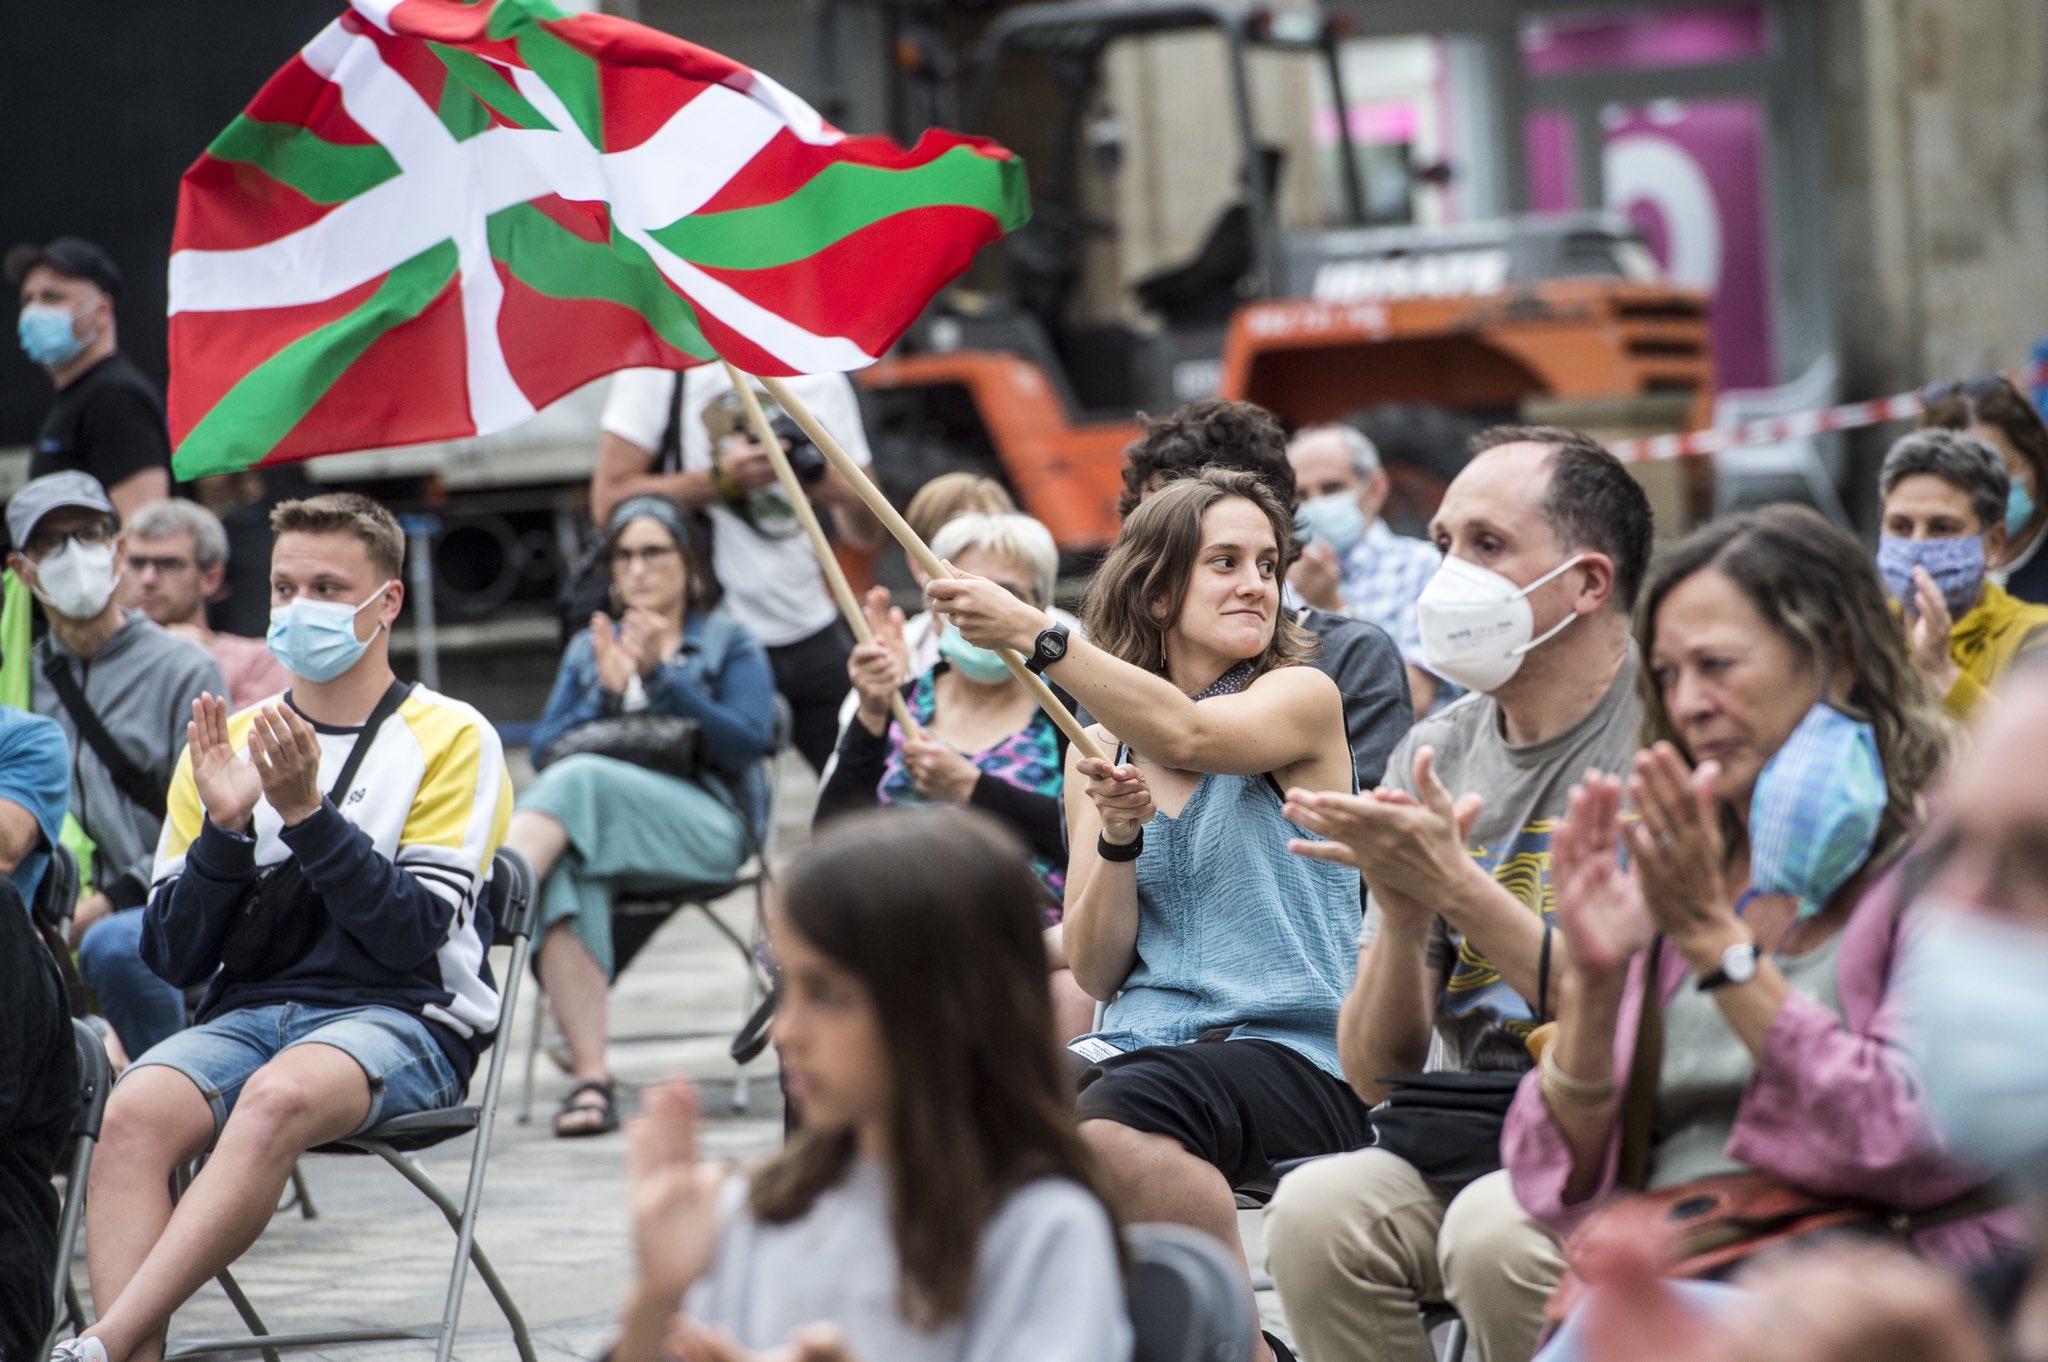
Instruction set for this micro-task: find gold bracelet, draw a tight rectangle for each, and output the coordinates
[1539,1047,1617,1109]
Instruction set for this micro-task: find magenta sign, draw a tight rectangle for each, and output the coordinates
[1523,7,1777,390]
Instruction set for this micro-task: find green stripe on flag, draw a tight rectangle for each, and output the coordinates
[516,25,604,146]
[437,71,493,142]
[173,241,462,479]
[487,0,572,40]
[205,117,402,204]
[647,146,1031,272]
[488,202,715,361]
[429,42,556,132]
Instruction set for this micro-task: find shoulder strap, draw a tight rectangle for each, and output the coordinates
[326,681,411,807]
[42,650,166,817]
[1616,935,1666,1192]
[656,369,687,475]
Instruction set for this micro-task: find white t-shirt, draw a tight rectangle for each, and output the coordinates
[601,367,874,647]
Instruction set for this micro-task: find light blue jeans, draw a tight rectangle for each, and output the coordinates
[78,906,188,1056]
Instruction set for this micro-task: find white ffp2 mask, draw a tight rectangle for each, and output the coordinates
[1416,553,1586,693]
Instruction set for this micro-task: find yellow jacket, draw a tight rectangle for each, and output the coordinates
[1945,581,2048,717]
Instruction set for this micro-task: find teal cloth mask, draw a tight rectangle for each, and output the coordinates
[1295,492,1367,557]
[1746,702,1885,918]
[2008,480,2037,540]
[1900,908,2048,1194]
[938,624,1015,685]
[268,581,395,683]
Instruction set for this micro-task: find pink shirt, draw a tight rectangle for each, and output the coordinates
[210,631,291,710]
[1502,864,2026,1268]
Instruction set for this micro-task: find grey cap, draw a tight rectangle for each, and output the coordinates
[7,471,116,550]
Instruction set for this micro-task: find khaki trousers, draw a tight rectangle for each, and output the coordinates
[1265,1149,1564,1362]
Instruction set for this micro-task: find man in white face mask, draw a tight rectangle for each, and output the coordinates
[1264,426,1654,1362]
[8,472,225,1066]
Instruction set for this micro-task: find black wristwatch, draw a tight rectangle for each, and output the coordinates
[1697,938,1761,991]
[1025,621,1070,674]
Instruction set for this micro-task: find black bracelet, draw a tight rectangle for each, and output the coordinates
[1097,830,1144,862]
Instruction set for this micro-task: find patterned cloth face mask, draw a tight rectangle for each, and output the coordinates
[1746,701,1886,918]
[1876,534,1985,620]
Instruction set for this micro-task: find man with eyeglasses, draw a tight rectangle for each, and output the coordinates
[8,472,224,1063]
[125,499,289,708]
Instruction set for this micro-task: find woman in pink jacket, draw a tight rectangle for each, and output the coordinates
[1503,506,2021,1339]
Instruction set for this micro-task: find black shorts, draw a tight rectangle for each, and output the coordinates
[1074,1038,1374,1187]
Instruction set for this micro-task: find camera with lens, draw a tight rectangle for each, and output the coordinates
[770,411,827,485]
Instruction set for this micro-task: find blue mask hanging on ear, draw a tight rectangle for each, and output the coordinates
[1747,701,1886,918]
[2008,480,2037,540]
[938,624,1015,686]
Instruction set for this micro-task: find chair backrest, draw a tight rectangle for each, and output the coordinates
[1125,1223,1258,1362]
[32,842,79,932]
[68,1016,113,1141]
[486,847,539,946]
[756,694,795,862]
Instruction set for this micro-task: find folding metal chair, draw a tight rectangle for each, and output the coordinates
[43,1017,112,1357]
[518,697,792,1123]
[165,846,541,1362]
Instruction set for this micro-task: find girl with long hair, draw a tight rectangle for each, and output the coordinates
[612,806,1130,1362]
[929,465,1363,1362]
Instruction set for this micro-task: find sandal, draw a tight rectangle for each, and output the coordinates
[553,1079,617,1138]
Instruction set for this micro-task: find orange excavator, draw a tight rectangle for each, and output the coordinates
[849,0,1714,556]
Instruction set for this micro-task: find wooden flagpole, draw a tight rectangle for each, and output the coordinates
[753,373,1107,763]
[719,361,924,741]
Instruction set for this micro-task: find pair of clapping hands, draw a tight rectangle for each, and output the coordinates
[187,694,329,833]
[846,585,984,803]
[592,608,673,696]
[626,1081,863,1362]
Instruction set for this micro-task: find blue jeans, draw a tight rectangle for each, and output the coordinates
[78,906,187,1056]
[126,1001,462,1138]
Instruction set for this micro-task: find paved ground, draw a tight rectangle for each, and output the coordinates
[66,760,1310,1361]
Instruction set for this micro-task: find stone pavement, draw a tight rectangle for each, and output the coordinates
[68,760,1306,1361]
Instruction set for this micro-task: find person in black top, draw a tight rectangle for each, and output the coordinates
[7,237,172,525]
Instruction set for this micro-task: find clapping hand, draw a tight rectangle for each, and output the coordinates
[626,1080,729,1313]
[1077,754,1154,844]
[1904,566,1961,700]
[189,693,262,833]
[249,702,326,826]
[1287,541,1343,612]
[902,736,980,803]
[1551,771,1654,990]
[1283,747,1485,902]
[847,589,908,727]
[1624,744,1729,951]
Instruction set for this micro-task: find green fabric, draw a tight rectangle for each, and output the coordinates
[1,572,30,710]
[518,754,748,978]
[206,116,403,204]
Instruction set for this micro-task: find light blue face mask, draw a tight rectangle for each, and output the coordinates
[267,581,395,683]
[18,304,86,368]
[1295,491,1367,557]
[1746,701,1885,918]
[938,624,1014,686]
[2008,479,2037,540]
[1900,907,2048,1193]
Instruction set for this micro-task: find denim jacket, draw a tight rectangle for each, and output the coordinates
[533,609,776,834]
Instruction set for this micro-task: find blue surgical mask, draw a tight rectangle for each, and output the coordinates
[938,624,1015,686]
[1747,702,1885,918]
[267,581,395,683]
[1900,907,2048,1193]
[18,304,86,369]
[2008,480,2037,540]
[1876,534,1985,620]
[1295,492,1367,557]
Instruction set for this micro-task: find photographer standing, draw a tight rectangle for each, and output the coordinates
[592,368,884,772]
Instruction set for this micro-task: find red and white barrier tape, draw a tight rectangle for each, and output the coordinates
[1605,360,2048,463]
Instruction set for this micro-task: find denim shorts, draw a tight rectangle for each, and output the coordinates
[126,1002,462,1138]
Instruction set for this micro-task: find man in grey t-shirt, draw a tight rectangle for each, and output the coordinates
[1264,426,1653,1362]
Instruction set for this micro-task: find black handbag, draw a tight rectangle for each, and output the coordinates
[535,713,705,783]
[217,683,410,980]
[1367,1070,1525,1187]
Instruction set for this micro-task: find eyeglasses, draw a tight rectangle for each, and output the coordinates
[609,544,680,569]
[127,554,196,575]
[1920,374,2010,407]
[24,521,113,560]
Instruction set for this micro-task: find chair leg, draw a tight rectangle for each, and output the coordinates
[212,1266,283,1362]
[1440,1316,1468,1362]
[277,1164,318,1220]
[517,974,545,1125]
